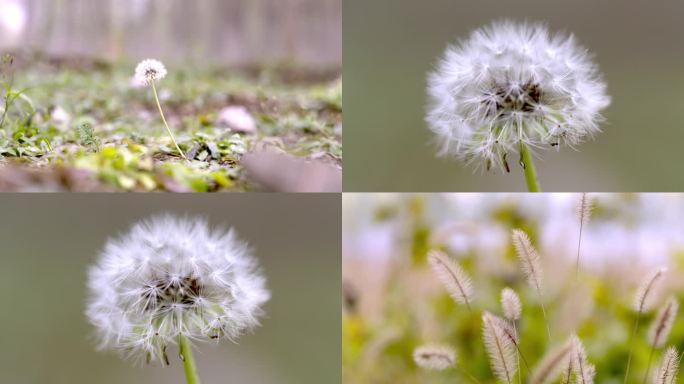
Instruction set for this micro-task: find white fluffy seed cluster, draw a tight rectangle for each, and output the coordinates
[135,58,168,85]
[86,215,270,364]
[413,345,456,370]
[426,21,610,171]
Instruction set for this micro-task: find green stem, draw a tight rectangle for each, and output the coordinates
[179,334,201,384]
[519,142,541,192]
[623,315,641,384]
[151,81,187,161]
[642,344,656,384]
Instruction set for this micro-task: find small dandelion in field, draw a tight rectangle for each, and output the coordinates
[86,215,270,383]
[413,345,456,370]
[426,21,610,191]
[134,58,187,160]
[135,59,167,85]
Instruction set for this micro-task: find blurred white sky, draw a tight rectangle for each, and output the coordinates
[0,0,27,44]
[0,0,341,66]
[343,194,684,268]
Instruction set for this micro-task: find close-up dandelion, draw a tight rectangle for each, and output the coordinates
[426,21,610,191]
[86,215,270,383]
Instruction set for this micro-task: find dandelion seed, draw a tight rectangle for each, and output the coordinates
[427,250,473,309]
[483,311,518,384]
[501,287,521,322]
[413,345,456,371]
[86,215,270,381]
[654,347,680,384]
[426,21,609,190]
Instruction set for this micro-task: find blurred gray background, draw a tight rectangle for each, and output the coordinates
[0,0,341,67]
[0,194,340,384]
[343,0,684,191]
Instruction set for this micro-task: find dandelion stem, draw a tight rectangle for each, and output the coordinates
[520,142,541,192]
[179,334,201,384]
[150,81,187,161]
[623,315,641,384]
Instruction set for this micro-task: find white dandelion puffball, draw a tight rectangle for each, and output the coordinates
[86,215,270,364]
[135,58,167,85]
[413,345,456,370]
[426,21,610,171]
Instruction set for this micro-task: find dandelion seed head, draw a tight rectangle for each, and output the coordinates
[86,215,270,364]
[426,21,610,171]
[413,345,456,370]
[135,59,167,85]
[501,287,521,321]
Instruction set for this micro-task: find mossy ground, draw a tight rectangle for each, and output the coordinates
[0,54,342,191]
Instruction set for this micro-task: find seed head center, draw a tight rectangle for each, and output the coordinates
[494,81,542,114]
[144,275,203,310]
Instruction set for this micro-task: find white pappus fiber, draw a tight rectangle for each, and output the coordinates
[85,215,270,364]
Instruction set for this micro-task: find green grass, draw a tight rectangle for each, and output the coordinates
[0,55,341,191]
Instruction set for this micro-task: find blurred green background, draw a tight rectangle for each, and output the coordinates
[0,194,340,384]
[343,0,684,191]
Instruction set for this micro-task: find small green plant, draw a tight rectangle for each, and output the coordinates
[0,54,34,130]
[77,122,100,151]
